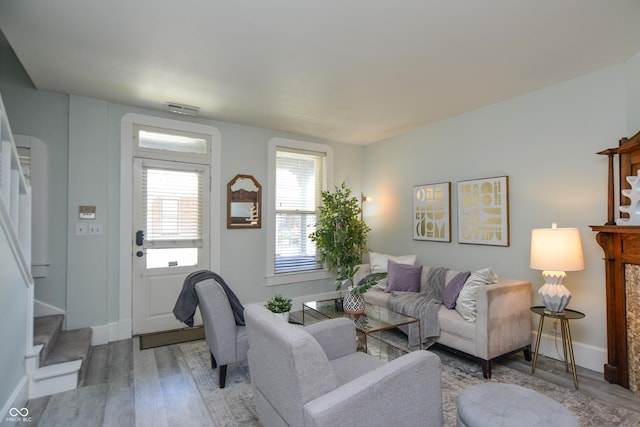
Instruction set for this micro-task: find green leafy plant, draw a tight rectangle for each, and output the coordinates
[350,271,388,295]
[265,294,292,313]
[309,182,380,291]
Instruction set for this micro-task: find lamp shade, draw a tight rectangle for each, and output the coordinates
[530,225,585,272]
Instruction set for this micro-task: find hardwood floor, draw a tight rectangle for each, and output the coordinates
[22,330,640,426]
[24,338,214,427]
[499,351,640,413]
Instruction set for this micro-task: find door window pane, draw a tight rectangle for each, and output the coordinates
[146,248,198,269]
[143,167,203,243]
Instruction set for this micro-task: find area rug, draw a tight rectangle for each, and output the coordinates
[178,339,640,426]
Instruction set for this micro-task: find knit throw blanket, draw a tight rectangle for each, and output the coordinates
[387,267,448,349]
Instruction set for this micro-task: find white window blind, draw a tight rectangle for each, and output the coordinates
[142,166,203,248]
[274,148,326,273]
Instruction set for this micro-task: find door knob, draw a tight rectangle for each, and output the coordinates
[136,251,144,257]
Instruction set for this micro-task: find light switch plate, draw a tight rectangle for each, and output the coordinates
[75,223,87,236]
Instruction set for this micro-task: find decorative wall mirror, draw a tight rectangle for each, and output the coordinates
[227,174,262,229]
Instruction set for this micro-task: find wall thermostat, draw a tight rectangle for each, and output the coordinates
[79,205,96,220]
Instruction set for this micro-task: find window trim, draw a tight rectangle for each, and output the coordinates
[266,137,333,286]
[119,113,221,340]
[133,123,211,163]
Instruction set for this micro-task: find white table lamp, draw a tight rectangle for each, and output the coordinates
[530,223,585,314]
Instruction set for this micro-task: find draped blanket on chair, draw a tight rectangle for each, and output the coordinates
[173,270,245,327]
[387,267,448,348]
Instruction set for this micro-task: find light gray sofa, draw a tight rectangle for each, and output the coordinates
[244,304,442,427]
[355,264,532,378]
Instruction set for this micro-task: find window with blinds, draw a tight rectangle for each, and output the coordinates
[142,166,203,268]
[274,148,326,273]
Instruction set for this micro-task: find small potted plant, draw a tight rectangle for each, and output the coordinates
[266,294,293,321]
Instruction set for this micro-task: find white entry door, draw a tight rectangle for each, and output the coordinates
[132,158,210,334]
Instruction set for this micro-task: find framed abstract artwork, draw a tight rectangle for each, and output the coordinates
[413,182,451,242]
[457,176,509,246]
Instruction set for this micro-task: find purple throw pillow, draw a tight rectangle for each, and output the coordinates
[384,260,423,293]
[442,271,471,309]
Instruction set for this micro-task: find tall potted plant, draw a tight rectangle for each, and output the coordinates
[309,182,387,313]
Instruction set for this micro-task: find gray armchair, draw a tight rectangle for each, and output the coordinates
[195,278,248,388]
[244,304,442,427]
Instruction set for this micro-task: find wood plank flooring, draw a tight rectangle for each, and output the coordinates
[500,351,640,413]
[24,338,215,427]
[22,324,640,426]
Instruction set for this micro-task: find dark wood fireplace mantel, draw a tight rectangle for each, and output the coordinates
[590,225,640,388]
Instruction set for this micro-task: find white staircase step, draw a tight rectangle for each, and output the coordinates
[41,328,92,384]
[33,314,64,365]
[28,360,83,399]
[31,314,93,397]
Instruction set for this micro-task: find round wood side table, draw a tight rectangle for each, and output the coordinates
[530,305,585,389]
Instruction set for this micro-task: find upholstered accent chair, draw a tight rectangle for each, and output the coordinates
[195,279,248,388]
[244,304,442,427]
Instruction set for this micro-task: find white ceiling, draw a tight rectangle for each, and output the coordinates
[1,1,640,145]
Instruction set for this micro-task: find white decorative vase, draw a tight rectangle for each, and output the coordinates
[618,171,640,225]
[273,312,289,322]
[343,292,365,314]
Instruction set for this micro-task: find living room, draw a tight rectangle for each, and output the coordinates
[1,2,640,425]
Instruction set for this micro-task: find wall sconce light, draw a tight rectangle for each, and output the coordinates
[360,192,372,220]
[530,223,585,313]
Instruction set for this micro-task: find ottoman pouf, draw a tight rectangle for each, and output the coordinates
[456,383,579,427]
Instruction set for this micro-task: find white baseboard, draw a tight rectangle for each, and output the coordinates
[291,293,608,374]
[117,318,132,341]
[33,299,65,317]
[0,376,28,427]
[532,330,606,373]
[290,291,339,312]
[91,295,608,373]
[107,293,334,345]
[91,319,132,345]
[91,324,110,346]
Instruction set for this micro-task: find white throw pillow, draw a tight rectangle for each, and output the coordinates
[369,252,417,289]
[455,268,498,322]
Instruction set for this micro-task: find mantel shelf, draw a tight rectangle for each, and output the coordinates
[591,225,640,233]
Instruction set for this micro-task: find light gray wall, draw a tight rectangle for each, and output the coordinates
[626,51,640,135]
[0,34,69,312]
[363,63,634,367]
[2,26,639,371]
[64,96,364,329]
[0,225,28,416]
[1,32,365,331]
[66,97,110,328]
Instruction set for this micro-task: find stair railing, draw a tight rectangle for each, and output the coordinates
[0,93,32,281]
[0,92,35,359]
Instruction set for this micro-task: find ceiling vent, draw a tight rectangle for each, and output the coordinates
[166,102,200,116]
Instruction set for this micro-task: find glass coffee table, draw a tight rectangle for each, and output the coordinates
[303,298,421,357]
